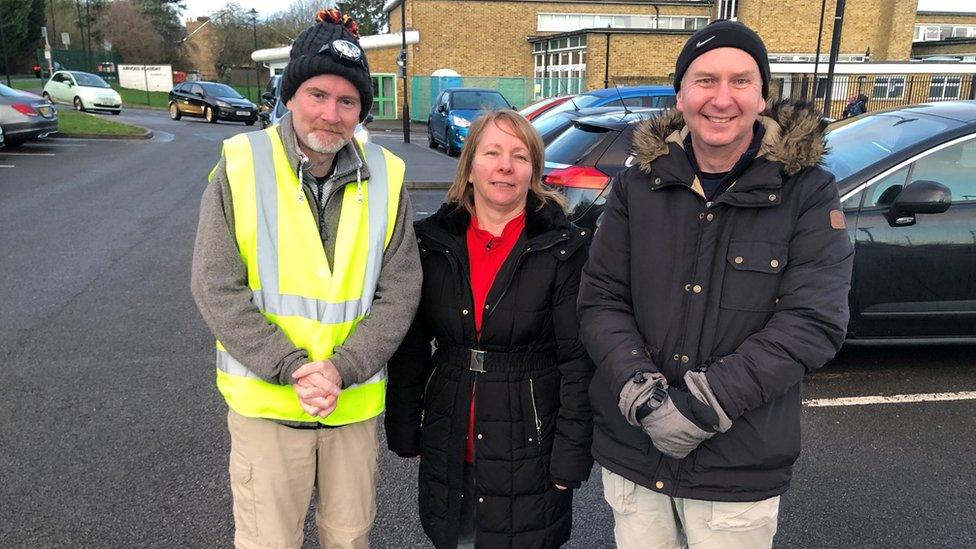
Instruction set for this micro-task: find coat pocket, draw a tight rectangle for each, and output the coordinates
[720,240,788,312]
[706,496,781,532]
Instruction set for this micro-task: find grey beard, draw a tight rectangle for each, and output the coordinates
[303,131,348,155]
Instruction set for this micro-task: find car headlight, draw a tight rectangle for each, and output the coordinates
[451,115,470,128]
[216,100,231,108]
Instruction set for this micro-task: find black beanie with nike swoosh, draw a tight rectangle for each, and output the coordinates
[673,20,771,99]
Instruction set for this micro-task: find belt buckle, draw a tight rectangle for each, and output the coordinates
[469,349,486,373]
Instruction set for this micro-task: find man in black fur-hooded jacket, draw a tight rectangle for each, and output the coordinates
[577,20,853,549]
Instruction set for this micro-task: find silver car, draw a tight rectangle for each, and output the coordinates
[0,84,58,146]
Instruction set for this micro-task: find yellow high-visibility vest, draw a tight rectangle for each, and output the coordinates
[213,127,403,426]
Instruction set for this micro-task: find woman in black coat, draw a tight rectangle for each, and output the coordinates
[385,110,594,548]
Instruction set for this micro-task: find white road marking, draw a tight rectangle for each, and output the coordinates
[804,391,976,407]
[415,211,430,215]
[24,142,88,148]
[0,152,56,156]
[0,165,14,168]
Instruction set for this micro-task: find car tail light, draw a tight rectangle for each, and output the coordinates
[12,103,39,117]
[545,165,611,189]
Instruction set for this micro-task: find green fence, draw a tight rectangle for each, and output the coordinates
[410,76,585,122]
[35,48,123,78]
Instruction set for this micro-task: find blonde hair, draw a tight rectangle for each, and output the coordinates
[445,109,567,216]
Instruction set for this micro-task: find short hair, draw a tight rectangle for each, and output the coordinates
[445,109,567,215]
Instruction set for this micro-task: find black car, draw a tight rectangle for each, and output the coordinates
[168,81,258,125]
[542,109,659,228]
[546,101,976,342]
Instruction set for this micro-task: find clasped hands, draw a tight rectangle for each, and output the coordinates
[291,360,343,418]
[618,370,733,459]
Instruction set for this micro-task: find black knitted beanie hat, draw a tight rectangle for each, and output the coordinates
[280,9,373,121]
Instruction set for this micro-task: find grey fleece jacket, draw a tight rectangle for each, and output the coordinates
[191,112,422,389]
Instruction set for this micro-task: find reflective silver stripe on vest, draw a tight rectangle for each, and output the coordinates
[216,348,387,384]
[245,132,390,323]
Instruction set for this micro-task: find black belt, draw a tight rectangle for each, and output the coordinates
[437,345,556,374]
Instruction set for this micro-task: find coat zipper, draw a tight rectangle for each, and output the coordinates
[482,235,570,327]
[419,366,437,426]
[528,378,542,445]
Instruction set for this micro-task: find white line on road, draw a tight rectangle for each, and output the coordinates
[0,152,56,156]
[24,142,88,148]
[0,165,13,168]
[804,391,976,407]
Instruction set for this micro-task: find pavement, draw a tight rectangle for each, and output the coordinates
[2,109,975,548]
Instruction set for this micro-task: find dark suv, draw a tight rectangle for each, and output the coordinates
[168,81,258,125]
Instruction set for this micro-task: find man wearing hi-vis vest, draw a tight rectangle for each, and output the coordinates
[191,10,421,549]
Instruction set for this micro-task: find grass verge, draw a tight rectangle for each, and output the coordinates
[56,110,148,137]
[7,79,260,110]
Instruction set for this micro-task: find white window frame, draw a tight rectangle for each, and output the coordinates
[929,76,962,100]
[537,12,708,32]
[872,76,906,100]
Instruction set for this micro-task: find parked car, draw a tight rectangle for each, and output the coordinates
[546,100,976,342]
[257,75,370,143]
[427,87,512,156]
[530,85,676,127]
[168,81,258,125]
[42,70,121,114]
[1,125,5,148]
[518,94,573,121]
[0,84,58,146]
[542,109,659,228]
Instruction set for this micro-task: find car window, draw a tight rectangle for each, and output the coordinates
[201,83,244,99]
[908,137,976,203]
[822,112,960,181]
[534,113,576,143]
[533,94,601,123]
[72,72,111,88]
[0,83,22,97]
[546,123,612,166]
[450,91,509,110]
[602,97,643,108]
[862,165,910,208]
[436,92,447,109]
[191,84,205,96]
[649,96,676,108]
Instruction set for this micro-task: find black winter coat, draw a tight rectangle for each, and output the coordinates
[385,198,595,549]
[578,101,854,502]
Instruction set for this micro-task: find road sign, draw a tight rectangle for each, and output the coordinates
[62,32,70,48]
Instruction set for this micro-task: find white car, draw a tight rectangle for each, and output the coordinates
[42,71,122,114]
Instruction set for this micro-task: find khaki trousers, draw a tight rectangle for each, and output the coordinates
[602,468,780,549]
[227,410,379,549]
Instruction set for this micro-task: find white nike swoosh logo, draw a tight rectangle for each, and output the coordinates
[696,36,716,48]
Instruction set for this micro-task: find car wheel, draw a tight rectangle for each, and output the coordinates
[73,97,85,112]
[445,128,458,157]
[169,102,182,120]
[205,106,218,124]
[427,129,437,148]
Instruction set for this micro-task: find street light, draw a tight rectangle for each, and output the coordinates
[249,8,260,103]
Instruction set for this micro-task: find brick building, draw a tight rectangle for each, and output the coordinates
[251,0,976,120]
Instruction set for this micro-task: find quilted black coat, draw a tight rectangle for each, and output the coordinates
[385,198,594,548]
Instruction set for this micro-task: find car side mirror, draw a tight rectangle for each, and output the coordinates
[885,179,951,227]
[66,81,74,87]
[363,113,374,125]
[437,104,447,114]
[261,91,274,103]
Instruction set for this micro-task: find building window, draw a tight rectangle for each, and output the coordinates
[913,23,976,42]
[537,12,708,32]
[532,35,587,95]
[768,53,865,62]
[929,76,962,100]
[717,0,739,20]
[872,76,905,100]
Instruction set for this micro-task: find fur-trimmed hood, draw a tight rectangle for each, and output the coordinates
[632,100,827,177]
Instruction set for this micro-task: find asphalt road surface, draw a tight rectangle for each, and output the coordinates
[1,109,974,547]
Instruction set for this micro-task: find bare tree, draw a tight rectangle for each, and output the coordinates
[92,0,168,63]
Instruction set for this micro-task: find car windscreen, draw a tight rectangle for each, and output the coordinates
[201,83,244,99]
[275,97,288,118]
[533,94,601,122]
[545,123,612,166]
[72,72,111,88]
[534,113,576,144]
[450,91,509,110]
[822,112,962,181]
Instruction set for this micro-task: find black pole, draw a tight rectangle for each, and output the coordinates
[812,0,827,101]
[0,14,10,86]
[603,33,610,88]
[84,0,92,71]
[250,9,260,102]
[822,0,845,118]
[400,0,409,143]
[49,0,59,47]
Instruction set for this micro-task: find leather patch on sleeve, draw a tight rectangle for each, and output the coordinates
[829,209,846,229]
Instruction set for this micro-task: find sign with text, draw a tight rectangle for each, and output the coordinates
[118,64,173,92]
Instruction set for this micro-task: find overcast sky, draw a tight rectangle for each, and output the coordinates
[180,0,975,24]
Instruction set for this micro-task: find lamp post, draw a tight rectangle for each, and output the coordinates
[400,0,410,143]
[823,0,846,118]
[249,8,260,103]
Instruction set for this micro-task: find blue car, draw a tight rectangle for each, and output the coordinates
[531,85,676,126]
[427,88,512,156]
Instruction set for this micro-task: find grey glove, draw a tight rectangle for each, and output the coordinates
[618,370,668,426]
[636,371,733,459]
